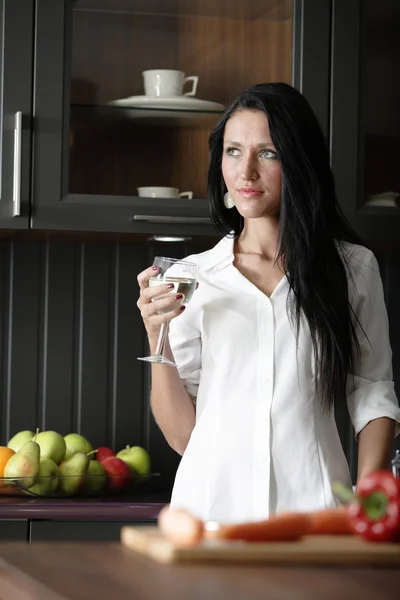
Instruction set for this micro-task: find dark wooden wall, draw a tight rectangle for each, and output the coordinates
[0,237,208,491]
[335,249,400,477]
[0,239,398,489]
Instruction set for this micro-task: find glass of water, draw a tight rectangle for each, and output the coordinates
[138,256,198,367]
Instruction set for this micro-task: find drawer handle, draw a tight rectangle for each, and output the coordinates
[133,215,210,224]
[13,111,22,217]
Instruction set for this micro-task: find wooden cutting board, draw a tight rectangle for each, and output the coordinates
[121,526,400,564]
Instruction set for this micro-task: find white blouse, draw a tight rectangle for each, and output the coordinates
[168,236,400,524]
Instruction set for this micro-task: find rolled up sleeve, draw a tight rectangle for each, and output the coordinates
[169,313,201,399]
[346,250,400,437]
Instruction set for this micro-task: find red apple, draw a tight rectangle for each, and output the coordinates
[96,447,115,463]
[101,456,132,492]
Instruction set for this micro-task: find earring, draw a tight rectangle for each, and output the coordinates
[224,192,235,209]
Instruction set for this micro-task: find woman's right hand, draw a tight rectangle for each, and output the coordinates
[137,266,185,342]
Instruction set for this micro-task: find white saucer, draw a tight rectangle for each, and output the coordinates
[365,191,399,208]
[365,199,399,207]
[108,95,225,113]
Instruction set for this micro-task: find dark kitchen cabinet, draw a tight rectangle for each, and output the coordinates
[0,521,28,541]
[331,0,400,244]
[1,1,398,241]
[29,0,332,236]
[29,520,151,542]
[0,0,33,230]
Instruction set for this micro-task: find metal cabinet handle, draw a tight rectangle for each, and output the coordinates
[133,215,210,224]
[13,111,22,217]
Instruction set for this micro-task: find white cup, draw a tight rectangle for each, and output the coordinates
[138,186,193,199]
[142,70,198,98]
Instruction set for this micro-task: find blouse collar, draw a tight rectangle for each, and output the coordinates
[200,235,235,273]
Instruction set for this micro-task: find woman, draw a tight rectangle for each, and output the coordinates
[137,82,400,523]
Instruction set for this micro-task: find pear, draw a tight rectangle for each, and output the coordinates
[4,440,40,489]
[58,452,90,495]
[7,430,34,453]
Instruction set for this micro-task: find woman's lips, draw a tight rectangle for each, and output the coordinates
[238,188,263,198]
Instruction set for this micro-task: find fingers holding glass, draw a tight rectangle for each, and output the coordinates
[143,292,185,323]
[137,257,198,367]
[137,265,160,290]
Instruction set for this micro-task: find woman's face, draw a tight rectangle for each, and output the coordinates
[221,109,282,219]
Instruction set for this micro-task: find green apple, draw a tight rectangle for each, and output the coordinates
[63,433,93,460]
[7,430,35,453]
[35,431,66,464]
[83,460,106,496]
[28,458,59,496]
[116,445,150,477]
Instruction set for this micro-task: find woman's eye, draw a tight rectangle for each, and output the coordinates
[260,149,277,159]
[225,147,241,157]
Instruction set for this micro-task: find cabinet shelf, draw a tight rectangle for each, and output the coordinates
[71,103,224,127]
[75,0,293,21]
[358,205,400,216]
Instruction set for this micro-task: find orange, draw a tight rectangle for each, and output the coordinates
[0,446,16,477]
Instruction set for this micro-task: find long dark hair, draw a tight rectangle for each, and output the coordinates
[207,82,364,411]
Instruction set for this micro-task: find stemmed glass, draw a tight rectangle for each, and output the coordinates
[138,256,198,367]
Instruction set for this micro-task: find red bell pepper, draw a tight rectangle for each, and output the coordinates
[333,470,400,542]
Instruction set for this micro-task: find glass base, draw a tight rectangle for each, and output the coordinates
[137,355,177,367]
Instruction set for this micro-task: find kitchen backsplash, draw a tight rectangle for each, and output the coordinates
[0,239,398,488]
[0,238,198,491]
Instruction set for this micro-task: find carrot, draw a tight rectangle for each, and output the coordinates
[307,507,352,535]
[210,512,312,542]
[158,506,351,547]
[158,505,204,547]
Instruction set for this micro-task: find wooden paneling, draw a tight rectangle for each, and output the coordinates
[379,250,400,457]
[70,10,292,105]
[39,244,75,432]
[111,243,147,450]
[0,239,209,491]
[0,239,398,489]
[4,244,41,437]
[378,251,400,408]
[69,8,292,198]
[340,249,400,479]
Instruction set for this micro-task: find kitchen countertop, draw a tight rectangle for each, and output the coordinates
[0,492,169,520]
[0,542,399,600]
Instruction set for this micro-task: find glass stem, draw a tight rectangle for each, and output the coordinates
[155,321,170,356]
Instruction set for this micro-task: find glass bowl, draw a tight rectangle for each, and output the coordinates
[0,473,158,498]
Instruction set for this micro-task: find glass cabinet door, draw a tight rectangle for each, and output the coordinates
[33,0,331,234]
[331,0,400,243]
[69,0,293,200]
[33,0,294,232]
[361,0,400,212]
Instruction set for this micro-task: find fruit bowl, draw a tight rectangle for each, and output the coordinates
[0,473,159,498]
